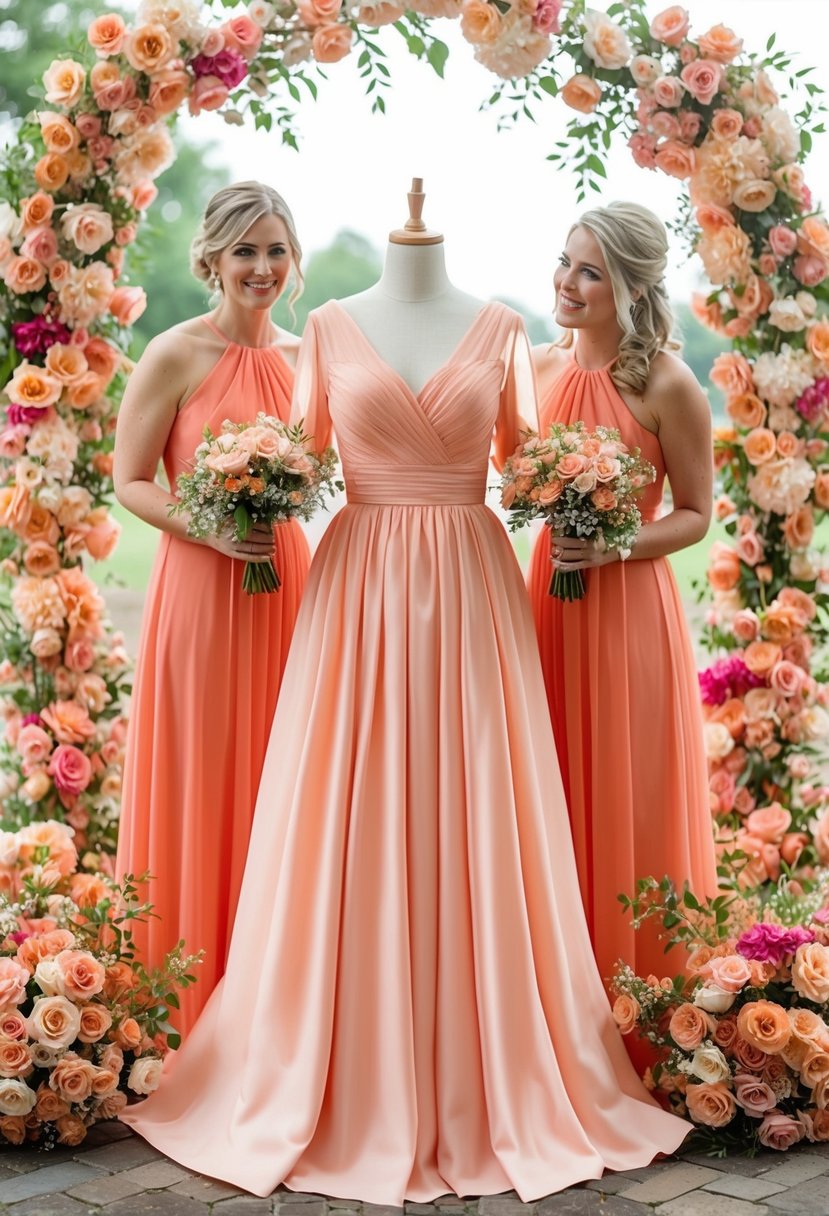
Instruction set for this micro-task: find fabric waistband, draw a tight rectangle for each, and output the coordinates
[346,465,487,506]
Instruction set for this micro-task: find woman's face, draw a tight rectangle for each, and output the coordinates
[214,212,293,312]
[553,225,619,335]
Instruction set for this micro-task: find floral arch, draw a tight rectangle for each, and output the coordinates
[1,0,829,1145]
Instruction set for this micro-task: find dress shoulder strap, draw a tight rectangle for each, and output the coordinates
[200,315,230,343]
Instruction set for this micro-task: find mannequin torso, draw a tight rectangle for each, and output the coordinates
[338,243,485,395]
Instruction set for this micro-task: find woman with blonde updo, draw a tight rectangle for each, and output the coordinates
[114,181,310,1036]
[528,202,718,1022]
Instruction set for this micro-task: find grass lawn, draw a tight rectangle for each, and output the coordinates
[93,502,716,603]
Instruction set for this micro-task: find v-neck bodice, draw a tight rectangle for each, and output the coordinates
[291,299,536,505]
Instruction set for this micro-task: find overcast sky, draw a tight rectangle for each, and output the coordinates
[180,0,829,315]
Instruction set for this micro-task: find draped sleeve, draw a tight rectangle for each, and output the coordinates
[290,310,333,453]
[492,312,539,471]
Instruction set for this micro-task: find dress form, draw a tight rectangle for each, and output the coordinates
[338,179,484,395]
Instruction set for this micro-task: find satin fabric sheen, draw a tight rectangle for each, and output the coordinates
[527,355,719,1003]
[122,302,689,1202]
[116,318,310,1037]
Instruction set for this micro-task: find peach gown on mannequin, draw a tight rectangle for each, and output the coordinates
[121,301,688,1203]
[116,316,310,1037]
[528,353,718,995]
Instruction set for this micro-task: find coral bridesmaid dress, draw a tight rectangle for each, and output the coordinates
[116,316,310,1037]
[528,353,718,994]
[121,301,688,1202]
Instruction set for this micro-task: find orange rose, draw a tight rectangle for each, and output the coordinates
[148,67,191,116]
[762,603,803,645]
[814,472,829,511]
[6,361,62,408]
[87,13,126,56]
[20,192,54,233]
[69,873,110,909]
[743,428,777,468]
[686,1081,737,1128]
[103,961,138,1001]
[56,1113,87,1146]
[612,994,640,1034]
[33,152,69,193]
[737,1001,792,1054]
[109,285,147,327]
[23,543,60,578]
[697,23,743,63]
[669,1002,712,1050]
[799,216,829,262]
[113,1016,142,1051]
[42,58,86,108]
[461,0,502,42]
[0,1115,26,1144]
[560,74,602,114]
[124,23,174,73]
[655,141,695,180]
[711,698,745,739]
[312,23,354,62]
[78,1004,113,1044]
[727,394,766,429]
[66,371,105,409]
[793,943,829,1005]
[707,541,740,591]
[45,343,88,385]
[807,321,829,363]
[34,1083,70,1121]
[783,506,814,551]
[710,352,755,398]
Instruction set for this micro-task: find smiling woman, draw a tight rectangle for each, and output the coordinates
[111,180,312,1037]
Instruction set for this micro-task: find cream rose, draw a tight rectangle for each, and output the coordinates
[0,1079,37,1117]
[690,1044,731,1084]
[28,995,81,1051]
[793,943,829,1005]
[694,984,737,1015]
[128,1056,163,1094]
[583,9,630,69]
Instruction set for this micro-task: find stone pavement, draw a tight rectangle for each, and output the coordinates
[4,1124,829,1216]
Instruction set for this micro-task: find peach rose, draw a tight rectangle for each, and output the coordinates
[697,24,743,63]
[655,140,695,180]
[34,1083,69,1122]
[652,76,685,109]
[113,1016,142,1051]
[793,943,829,1005]
[91,1065,120,1097]
[710,352,754,398]
[69,872,110,909]
[4,256,47,295]
[124,22,174,72]
[649,4,689,46]
[58,262,115,326]
[746,804,791,843]
[681,59,723,106]
[19,192,54,232]
[40,701,95,746]
[461,0,502,43]
[39,112,79,156]
[113,125,174,184]
[28,995,81,1050]
[87,13,126,56]
[707,542,740,591]
[45,343,88,385]
[560,74,602,114]
[187,74,229,116]
[733,180,777,214]
[612,994,640,1034]
[0,1014,27,1044]
[685,1081,736,1128]
[56,1113,87,1147]
[42,59,86,109]
[0,959,30,1008]
[727,394,766,429]
[710,108,742,140]
[6,362,62,409]
[61,204,114,256]
[807,321,829,364]
[743,640,782,677]
[737,1001,792,1054]
[312,23,354,63]
[108,285,147,327]
[97,1090,127,1119]
[783,506,814,552]
[55,950,105,1003]
[758,1111,805,1151]
[697,225,752,285]
[66,370,104,410]
[147,67,190,117]
[78,1004,113,1044]
[669,1002,712,1051]
[49,1053,97,1102]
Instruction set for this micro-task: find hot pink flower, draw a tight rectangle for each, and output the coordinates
[48,744,93,796]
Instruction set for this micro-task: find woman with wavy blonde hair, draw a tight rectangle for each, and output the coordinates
[114,181,311,1036]
[527,201,718,1039]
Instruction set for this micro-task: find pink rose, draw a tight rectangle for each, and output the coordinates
[733,1073,777,1117]
[48,745,93,796]
[21,227,58,266]
[628,133,657,170]
[221,15,264,58]
[61,203,114,256]
[768,225,797,258]
[707,954,752,992]
[758,1111,805,1151]
[655,140,695,179]
[681,59,723,106]
[733,609,760,642]
[679,110,702,143]
[651,111,681,140]
[556,453,588,480]
[649,4,690,46]
[109,286,147,326]
[16,724,53,767]
[746,803,792,843]
[188,75,229,116]
[770,661,804,698]
[0,959,30,1007]
[652,75,685,109]
[794,256,829,288]
[55,950,106,1000]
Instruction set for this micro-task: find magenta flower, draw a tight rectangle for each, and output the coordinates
[11,317,71,357]
[190,49,248,89]
[796,377,829,424]
[699,655,764,706]
[6,404,47,426]
[736,923,815,967]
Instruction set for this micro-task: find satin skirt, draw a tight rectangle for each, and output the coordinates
[122,503,688,1203]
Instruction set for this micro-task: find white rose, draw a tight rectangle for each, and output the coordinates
[128,1056,163,1095]
[28,994,81,1051]
[761,107,799,163]
[0,1078,37,1116]
[572,468,598,494]
[630,53,661,85]
[800,706,829,742]
[791,551,820,582]
[35,484,63,513]
[282,34,313,66]
[691,1043,732,1083]
[694,984,737,1014]
[583,8,631,69]
[249,0,275,24]
[769,299,808,333]
[0,201,22,241]
[797,292,818,317]
[704,721,735,760]
[0,831,19,866]
[34,958,66,997]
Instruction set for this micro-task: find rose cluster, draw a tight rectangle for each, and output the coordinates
[612,914,829,1152]
[0,819,194,1148]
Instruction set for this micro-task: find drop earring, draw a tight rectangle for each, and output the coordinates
[211,272,221,292]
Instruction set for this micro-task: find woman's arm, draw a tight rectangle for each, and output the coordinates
[553,355,713,571]
[113,333,274,561]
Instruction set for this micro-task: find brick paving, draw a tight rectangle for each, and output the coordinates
[5,1124,829,1216]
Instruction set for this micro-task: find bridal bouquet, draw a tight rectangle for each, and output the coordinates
[0,820,198,1148]
[172,414,340,594]
[501,421,656,600]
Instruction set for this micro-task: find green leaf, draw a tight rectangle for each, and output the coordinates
[538,76,558,97]
[427,39,449,78]
[234,505,252,539]
[586,154,607,178]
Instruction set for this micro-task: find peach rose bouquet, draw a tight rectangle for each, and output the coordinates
[0,818,198,1149]
[172,413,341,594]
[500,421,655,599]
[612,874,829,1154]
